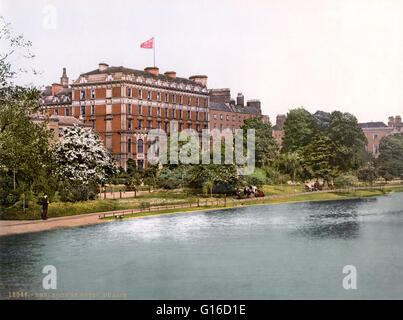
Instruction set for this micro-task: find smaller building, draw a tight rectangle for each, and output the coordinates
[209,89,268,133]
[31,114,91,141]
[272,114,286,147]
[359,115,402,157]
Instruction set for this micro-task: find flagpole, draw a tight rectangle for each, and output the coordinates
[153,37,156,67]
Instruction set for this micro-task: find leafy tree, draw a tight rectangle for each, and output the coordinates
[281,107,314,153]
[0,17,55,209]
[52,126,117,201]
[357,163,377,184]
[275,152,303,182]
[240,117,277,167]
[376,133,403,179]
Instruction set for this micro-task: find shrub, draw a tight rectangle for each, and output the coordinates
[244,168,267,187]
[58,181,99,202]
[334,174,358,188]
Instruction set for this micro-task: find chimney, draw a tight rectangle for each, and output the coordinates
[246,100,262,114]
[388,116,395,127]
[189,75,208,87]
[209,88,231,104]
[51,83,63,96]
[276,114,286,129]
[164,71,176,79]
[144,67,159,76]
[395,115,401,125]
[236,93,244,106]
[98,62,109,72]
[60,67,69,87]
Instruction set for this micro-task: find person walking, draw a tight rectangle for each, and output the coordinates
[42,194,49,220]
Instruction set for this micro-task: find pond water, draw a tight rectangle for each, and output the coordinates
[1,192,403,299]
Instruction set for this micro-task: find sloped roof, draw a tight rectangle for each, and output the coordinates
[359,122,387,128]
[81,66,204,87]
[210,102,261,115]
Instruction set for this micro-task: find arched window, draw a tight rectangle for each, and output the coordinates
[138,139,143,153]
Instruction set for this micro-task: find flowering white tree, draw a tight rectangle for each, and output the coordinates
[53,125,117,184]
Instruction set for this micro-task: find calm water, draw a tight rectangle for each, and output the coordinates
[1,192,403,299]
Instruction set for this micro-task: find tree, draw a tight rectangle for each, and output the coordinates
[240,117,278,167]
[275,152,303,182]
[0,17,55,209]
[376,133,403,179]
[281,107,314,153]
[52,126,117,201]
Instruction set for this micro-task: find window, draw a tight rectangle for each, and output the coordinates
[373,134,378,140]
[128,138,132,153]
[147,91,152,100]
[203,98,207,107]
[138,105,142,115]
[204,112,207,121]
[128,88,132,97]
[91,89,95,99]
[54,108,59,115]
[232,126,235,133]
[164,93,169,102]
[138,119,143,128]
[214,123,217,129]
[91,120,95,129]
[220,114,223,120]
[80,90,85,99]
[147,120,152,128]
[165,122,169,132]
[196,112,199,121]
[81,106,86,115]
[128,119,132,131]
[172,109,176,118]
[137,160,144,168]
[179,95,183,105]
[220,124,223,132]
[179,110,183,119]
[196,97,199,106]
[157,107,161,116]
[373,144,379,154]
[139,89,142,99]
[138,139,144,153]
[157,92,161,101]
[65,108,69,116]
[188,110,191,120]
[226,115,229,121]
[148,106,151,116]
[187,123,192,129]
[128,104,132,114]
[164,108,168,118]
[213,114,217,120]
[232,115,235,121]
[179,123,183,131]
[172,94,176,103]
[157,121,161,129]
[187,96,191,105]
[196,124,200,132]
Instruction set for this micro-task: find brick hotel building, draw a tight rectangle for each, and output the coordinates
[42,63,210,169]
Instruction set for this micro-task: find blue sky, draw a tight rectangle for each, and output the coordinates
[1,0,402,123]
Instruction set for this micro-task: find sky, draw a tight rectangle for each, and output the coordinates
[1,0,402,123]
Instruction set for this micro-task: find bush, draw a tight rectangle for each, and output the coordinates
[263,166,290,185]
[334,174,358,188]
[244,168,267,187]
[157,167,183,189]
[58,181,99,202]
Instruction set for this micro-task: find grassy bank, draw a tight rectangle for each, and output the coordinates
[104,187,403,221]
[2,186,402,220]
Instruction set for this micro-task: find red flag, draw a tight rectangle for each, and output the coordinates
[140,37,154,49]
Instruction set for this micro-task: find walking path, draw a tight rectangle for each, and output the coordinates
[1,185,401,236]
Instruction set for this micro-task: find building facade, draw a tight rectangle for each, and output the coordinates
[359,115,402,157]
[42,64,210,169]
[209,89,268,133]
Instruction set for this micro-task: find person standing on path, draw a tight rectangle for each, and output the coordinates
[42,194,49,220]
